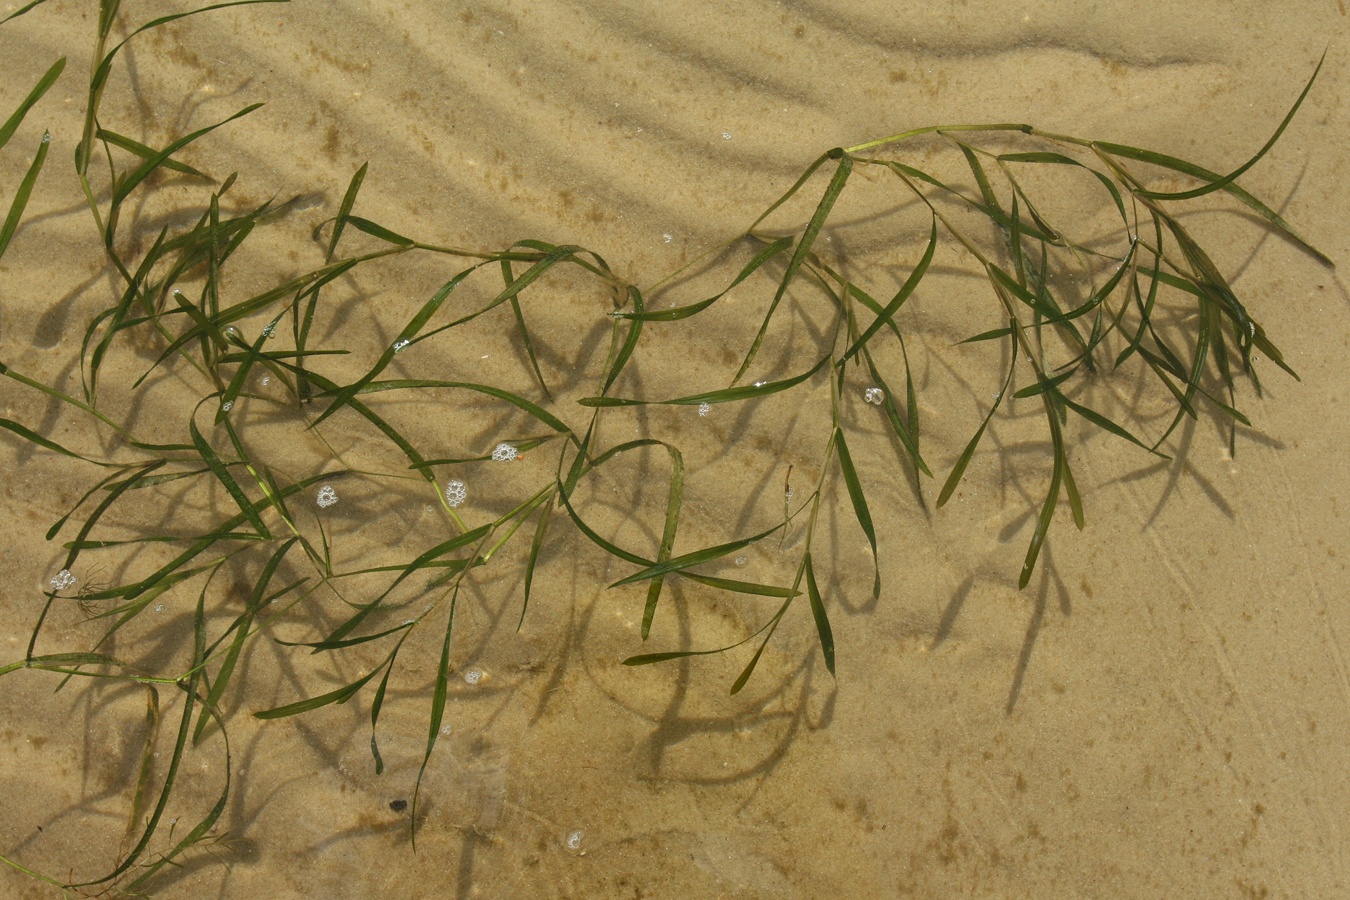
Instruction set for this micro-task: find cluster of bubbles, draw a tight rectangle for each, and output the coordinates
[698,401,711,417]
[462,667,484,685]
[444,479,467,508]
[50,569,75,591]
[315,485,338,508]
[863,387,885,405]
[491,443,518,462]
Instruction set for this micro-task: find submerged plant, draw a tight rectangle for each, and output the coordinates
[0,1,1329,892]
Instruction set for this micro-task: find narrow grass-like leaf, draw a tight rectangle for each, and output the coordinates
[520,496,553,629]
[938,345,1015,507]
[859,343,930,477]
[0,130,50,260]
[1134,51,1325,203]
[834,428,880,597]
[70,590,211,891]
[610,521,783,588]
[412,584,459,850]
[0,57,63,150]
[804,553,834,675]
[306,263,485,428]
[600,285,644,394]
[1019,427,1064,589]
[580,354,829,408]
[194,538,298,741]
[642,443,684,638]
[617,235,793,322]
[254,649,395,719]
[326,162,367,260]
[842,214,936,362]
[998,150,1128,224]
[1057,391,1165,456]
[0,415,100,464]
[733,151,852,384]
[0,0,54,25]
[112,103,262,207]
[1013,369,1076,399]
[730,596,794,695]
[320,523,492,647]
[189,406,271,539]
[95,128,209,177]
[341,378,577,445]
[343,214,416,247]
[1092,144,1329,265]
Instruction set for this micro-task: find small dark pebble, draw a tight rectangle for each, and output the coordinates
[389,799,408,812]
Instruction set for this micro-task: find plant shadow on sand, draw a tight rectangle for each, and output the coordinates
[0,1,1334,893]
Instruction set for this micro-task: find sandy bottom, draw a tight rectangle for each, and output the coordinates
[2,1,1349,897]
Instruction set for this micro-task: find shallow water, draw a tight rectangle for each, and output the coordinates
[2,2,1349,897]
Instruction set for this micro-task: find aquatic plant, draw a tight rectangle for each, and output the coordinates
[0,0,1329,892]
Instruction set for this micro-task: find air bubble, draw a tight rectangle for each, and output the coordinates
[445,479,467,508]
[734,556,748,568]
[440,723,452,736]
[261,322,276,339]
[316,485,338,508]
[564,829,585,853]
[698,401,711,417]
[220,400,233,412]
[222,326,242,341]
[491,443,518,463]
[463,667,483,685]
[155,603,165,613]
[863,387,885,405]
[721,131,732,141]
[50,569,75,591]
[392,339,410,354]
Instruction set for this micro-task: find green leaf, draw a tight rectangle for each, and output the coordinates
[0,130,51,261]
[733,151,853,383]
[327,162,367,259]
[938,345,1015,507]
[834,428,880,598]
[253,653,392,719]
[579,354,828,408]
[0,57,64,150]
[1132,51,1325,203]
[609,521,783,589]
[842,214,936,362]
[642,443,684,638]
[804,554,835,675]
[189,405,271,539]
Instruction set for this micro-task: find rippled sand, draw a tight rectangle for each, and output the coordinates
[2,2,1349,897]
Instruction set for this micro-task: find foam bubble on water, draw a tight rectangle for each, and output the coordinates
[491,443,518,463]
[564,829,585,853]
[50,569,75,591]
[316,485,338,508]
[444,480,467,508]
